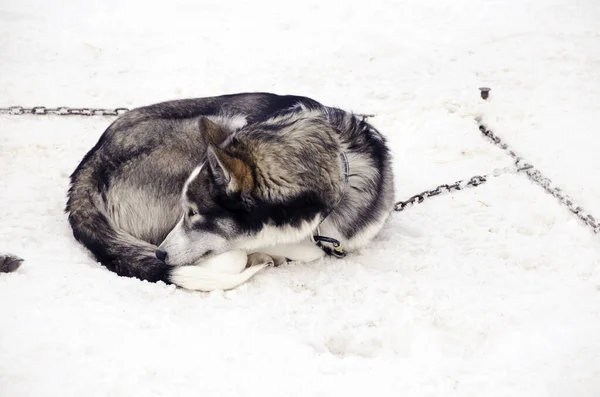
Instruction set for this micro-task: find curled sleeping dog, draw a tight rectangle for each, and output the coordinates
[64,92,395,291]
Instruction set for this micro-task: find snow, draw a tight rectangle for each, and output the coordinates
[1,0,600,395]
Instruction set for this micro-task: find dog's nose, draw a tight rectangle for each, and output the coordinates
[155,248,168,261]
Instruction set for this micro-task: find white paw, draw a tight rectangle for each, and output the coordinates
[193,249,247,274]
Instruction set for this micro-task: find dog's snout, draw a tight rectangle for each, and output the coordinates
[155,248,168,261]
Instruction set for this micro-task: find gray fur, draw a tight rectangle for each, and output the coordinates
[64,93,395,286]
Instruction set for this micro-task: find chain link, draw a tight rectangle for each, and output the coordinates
[393,162,535,212]
[0,106,130,116]
[394,174,488,211]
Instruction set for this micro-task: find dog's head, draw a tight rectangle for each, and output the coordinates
[157,114,344,266]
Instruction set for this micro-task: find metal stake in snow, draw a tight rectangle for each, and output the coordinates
[479,87,491,100]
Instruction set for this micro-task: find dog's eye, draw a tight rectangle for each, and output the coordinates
[188,208,198,217]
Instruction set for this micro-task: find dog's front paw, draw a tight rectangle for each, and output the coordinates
[246,253,290,268]
[0,254,24,273]
[270,255,290,267]
[246,252,275,268]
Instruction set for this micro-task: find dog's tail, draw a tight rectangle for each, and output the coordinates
[66,158,171,283]
[65,159,264,291]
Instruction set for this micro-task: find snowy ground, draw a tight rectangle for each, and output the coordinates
[1,0,600,396]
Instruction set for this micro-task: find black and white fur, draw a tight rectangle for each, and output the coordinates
[63,92,395,290]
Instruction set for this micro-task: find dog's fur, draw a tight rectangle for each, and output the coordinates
[62,92,394,290]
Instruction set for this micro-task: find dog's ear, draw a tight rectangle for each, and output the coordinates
[206,145,253,192]
[199,116,229,146]
[206,145,230,184]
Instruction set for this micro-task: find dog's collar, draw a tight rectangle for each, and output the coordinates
[311,152,350,258]
[312,228,347,258]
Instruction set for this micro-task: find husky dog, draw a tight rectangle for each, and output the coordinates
[64,93,395,291]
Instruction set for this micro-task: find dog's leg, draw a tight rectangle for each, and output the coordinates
[170,250,269,292]
[270,255,289,267]
[195,249,248,274]
[246,252,275,267]
[253,239,326,263]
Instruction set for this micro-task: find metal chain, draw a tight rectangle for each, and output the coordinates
[0,106,376,119]
[0,106,130,116]
[393,164,529,212]
[394,174,488,211]
[395,120,600,234]
[477,121,600,234]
